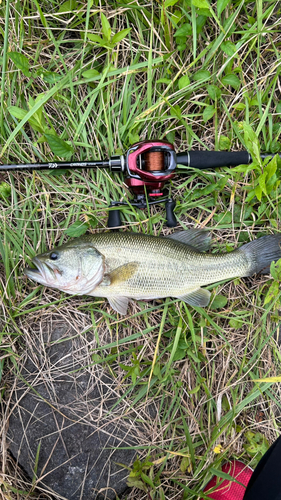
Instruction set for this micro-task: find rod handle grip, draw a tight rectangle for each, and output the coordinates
[177,151,251,169]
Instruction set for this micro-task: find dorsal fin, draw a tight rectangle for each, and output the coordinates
[166,229,211,252]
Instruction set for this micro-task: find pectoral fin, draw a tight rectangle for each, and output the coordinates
[108,262,138,284]
[99,275,111,286]
[176,288,211,307]
[99,262,138,287]
[108,296,129,315]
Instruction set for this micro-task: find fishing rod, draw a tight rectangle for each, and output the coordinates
[1,140,279,227]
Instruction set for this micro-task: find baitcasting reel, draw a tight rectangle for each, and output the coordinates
[107,140,178,228]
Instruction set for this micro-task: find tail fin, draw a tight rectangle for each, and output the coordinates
[241,234,281,276]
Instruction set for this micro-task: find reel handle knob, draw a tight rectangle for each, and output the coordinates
[107,204,122,228]
[165,199,177,227]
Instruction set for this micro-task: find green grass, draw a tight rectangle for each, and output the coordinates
[1,0,281,499]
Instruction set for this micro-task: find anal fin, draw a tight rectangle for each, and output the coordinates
[108,296,129,315]
[176,288,211,307]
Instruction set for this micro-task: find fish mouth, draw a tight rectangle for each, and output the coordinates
[24,257,56,284]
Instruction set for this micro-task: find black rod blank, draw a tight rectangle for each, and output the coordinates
[0,160,111,171]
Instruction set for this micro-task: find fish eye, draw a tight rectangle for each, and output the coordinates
[50,252,59,260]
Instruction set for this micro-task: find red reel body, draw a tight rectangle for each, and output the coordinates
[125,140,177,197]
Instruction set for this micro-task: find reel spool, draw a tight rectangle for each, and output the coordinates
[143,149,166,172]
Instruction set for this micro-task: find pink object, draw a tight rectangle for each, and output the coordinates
[127,140,175,181]
[201,460,253,500]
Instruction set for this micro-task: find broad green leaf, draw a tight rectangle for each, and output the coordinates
[197,8,211,16]
[203,105,215,122]
[127,475,147,492]
[101,12,111,41]
[178,75,190,90]
[176,38,188,51]
[197,14,209,33]
[92,353,102,363]
[82,69,100,79]
[58,0,77,13]
[65,221,89,237]
[140,472,155,488]
[252,142,261,160]
[219,135,231,150]
[221,41,236,56]
[193,69,211,81]
[156,78,172,84]
[229,318,243,329]
[28,96,35,109]
[45,133,73,158]
[164,0,179,6]
[192,0,210,8]
[243,123,259,146]
[264,281,279,305]
[258,172,267,194]
[9,105,46,133]
[166,130,175,143]
[8,106,28,120]
[174,23,192,37]
[243,123,260,163]
[111,28,131,45]
[254,185,262,201]
[0,182,11,199]
[87,34,105,45]
[233,103,246,110]
[276,101,281,114]
[170,104,182,118]
[217,0,231,17]
[210,294,228,310]
[244,432,269,463]
[41,71,63,84]
[264,155,277,180]
[207,84,221,99]
[129,132,140,144]
[221,74,241,89]
[9,51,30,77]
[270,261,278,281]
[171,9,182,24]
[269,259,281,281]
[171,10,182,25]
[250,98,259,107]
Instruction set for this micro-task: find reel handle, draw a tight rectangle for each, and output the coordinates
[165,199,177,227]
[107,205,122,228]
[107,198,177,228]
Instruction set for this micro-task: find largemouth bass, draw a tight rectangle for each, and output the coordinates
[25,230,281,315]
